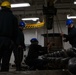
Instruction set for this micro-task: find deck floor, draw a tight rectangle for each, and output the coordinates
[0,70,72,75]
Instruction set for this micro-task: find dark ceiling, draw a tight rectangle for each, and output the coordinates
[0,0,76,24]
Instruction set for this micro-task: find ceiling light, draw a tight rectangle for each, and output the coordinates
[67,15,76,19]
[22,18,39,21]
[74,1,76,4]
[11,3,30,8]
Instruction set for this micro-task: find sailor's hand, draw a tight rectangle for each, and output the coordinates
[60,32,64,37]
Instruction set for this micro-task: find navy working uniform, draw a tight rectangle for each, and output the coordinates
[25,38,48,70]
[13,21,26,71]
[61,19,76,74]
[0,1,19,72]
[61,19,76,48]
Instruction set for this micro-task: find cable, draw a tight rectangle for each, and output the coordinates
[55,15,65,50]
